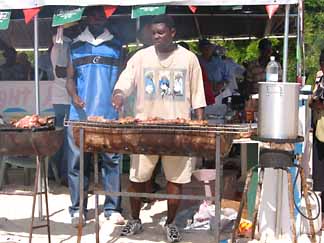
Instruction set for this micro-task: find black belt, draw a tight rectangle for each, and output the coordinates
[73,55,120,67]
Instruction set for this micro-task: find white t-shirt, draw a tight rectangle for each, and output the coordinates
[50,36,71,105]
[115,45,206,120]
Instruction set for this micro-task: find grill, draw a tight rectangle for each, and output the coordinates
[0,126,64,156]
[66,120,255,159]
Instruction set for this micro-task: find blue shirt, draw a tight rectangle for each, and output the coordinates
[69,38,122,121]
[199,56,231,84]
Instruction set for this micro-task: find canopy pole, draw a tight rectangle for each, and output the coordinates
[299,0,305,77]
[136,18,140,47]
[33,14,43,221]
[34,14,40,115]
[282,4,290,83]
[193,15,202,39]
[296,2,301,79]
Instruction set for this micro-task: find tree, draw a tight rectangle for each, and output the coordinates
[304,0,324,84]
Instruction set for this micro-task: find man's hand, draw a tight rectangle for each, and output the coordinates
[72,94,85,109]
[112,91,124,111]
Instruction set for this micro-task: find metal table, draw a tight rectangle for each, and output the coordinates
[66,120,254,243]
[0,127,64,243]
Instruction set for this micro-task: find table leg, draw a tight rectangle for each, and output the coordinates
[94,153,100,243]
[239,144,248,182]
[214,135,221,242]
[77,128,84,243]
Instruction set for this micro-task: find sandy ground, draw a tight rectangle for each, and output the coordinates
[0,173,217,243]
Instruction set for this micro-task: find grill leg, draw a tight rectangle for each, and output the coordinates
[251,167,264,239]
[287,170,297,243]
[214,135,221,243]
[299,167,316,243]
[77,128,84,243]
[38,155,43,220]
[232,168,254,242]
[94,153,100,243]
[29,156,41,243]
[42,157,51,243]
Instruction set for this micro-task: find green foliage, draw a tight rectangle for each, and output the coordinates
[305,0,324,11]
[304,8,324,85]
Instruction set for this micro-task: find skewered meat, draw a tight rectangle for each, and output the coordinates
[87,116,107,122]
[87,116,207,126]
[11,115,53,128]
[117,117,139,124]
[87,116,138,124]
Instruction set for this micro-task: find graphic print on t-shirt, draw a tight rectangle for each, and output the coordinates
[143,68,186,100]
[173,71,184,96]
[159,70,172,97]
[144,70,156,98]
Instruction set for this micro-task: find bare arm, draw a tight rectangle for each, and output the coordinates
[112,89,125,111]
[66,60,85,108]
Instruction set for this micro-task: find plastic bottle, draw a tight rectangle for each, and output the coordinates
[266,56,279,82]
[225,97,234,123]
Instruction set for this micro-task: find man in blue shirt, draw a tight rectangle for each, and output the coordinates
[66,6,124,226]
[198,39,231,98]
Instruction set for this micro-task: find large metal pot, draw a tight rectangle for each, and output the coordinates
[258,82,299,140]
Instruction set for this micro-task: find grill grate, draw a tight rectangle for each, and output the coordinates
[64,120,255,135]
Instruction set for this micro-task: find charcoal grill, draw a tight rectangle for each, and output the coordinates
[66,120,254,159]
[65,120,255,243]
[0,127,64,243]
[0,126,62,156]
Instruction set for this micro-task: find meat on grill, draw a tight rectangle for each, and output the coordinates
[11,115,51,128]
[87,116,207,126]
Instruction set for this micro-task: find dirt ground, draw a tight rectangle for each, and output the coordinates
[0,172,219,243]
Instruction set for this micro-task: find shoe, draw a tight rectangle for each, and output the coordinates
[164,224,182,243]
[106,212,125,225]
[120,219,143,236]
[71,212,86,228]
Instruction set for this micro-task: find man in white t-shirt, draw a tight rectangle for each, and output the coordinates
[112,15,206,242]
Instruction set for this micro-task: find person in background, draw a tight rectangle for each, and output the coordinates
[310,50,324,215]
[245,38,282,95]
[49,24,81,185]
[125,16,153,63]
[112,15,206,242]
[215,45,244,96]
[38,43,54,81]
[66,6,124,226]
[0,46,26,80]
[198,39,231,100]
[178,41,214,106]
[16,52,33,80]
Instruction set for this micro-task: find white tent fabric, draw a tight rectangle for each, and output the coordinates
[0,0,298,10]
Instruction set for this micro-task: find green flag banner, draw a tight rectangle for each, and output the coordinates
[0,11,11,30]
[131,6,166,19]
[52,7,84,27]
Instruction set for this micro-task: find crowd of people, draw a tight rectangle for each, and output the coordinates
[0,6,287,243]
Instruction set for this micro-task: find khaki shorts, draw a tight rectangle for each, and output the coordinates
[129,155,195,184]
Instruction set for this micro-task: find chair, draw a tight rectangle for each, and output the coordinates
[0,155,60,189]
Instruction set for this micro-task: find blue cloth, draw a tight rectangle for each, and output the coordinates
[199,56,231,84]
[67,37,123,216]
[67,127,121,216]
[69,39,121,121]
